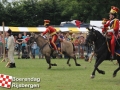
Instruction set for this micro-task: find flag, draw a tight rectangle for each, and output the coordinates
[0,74,12,88]
[75,20,81,28]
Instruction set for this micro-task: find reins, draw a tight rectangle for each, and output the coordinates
[91,31,106,54]
[34,35,49,51]
[94,41,105,54]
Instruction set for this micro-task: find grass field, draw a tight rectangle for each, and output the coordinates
[0,57,120,90]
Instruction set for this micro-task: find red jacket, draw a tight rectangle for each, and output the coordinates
[43,26,57,36]
[103,19,119,35]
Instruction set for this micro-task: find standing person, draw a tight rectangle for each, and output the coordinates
[74,37,80,58]
[103,6,119,60]
[0,31,3,58]
[7,29,16,68]
[22,32,27,56]
[65,31,71,41]
[16,33,23,59]
[14,35,18,54]
[31,42,37,59]
[41,20,58,54]
[5,32,9,59]
[79,36,85,59]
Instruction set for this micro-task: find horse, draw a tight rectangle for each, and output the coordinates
[29,33,81,69]
[85,27,120,78]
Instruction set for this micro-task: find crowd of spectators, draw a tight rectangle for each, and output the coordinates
[0,31,93,60]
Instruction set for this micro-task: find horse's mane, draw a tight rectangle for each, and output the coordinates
[36,34,48,40]
[93,29,105,40]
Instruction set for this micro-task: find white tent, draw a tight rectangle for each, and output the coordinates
[0,20,111,33]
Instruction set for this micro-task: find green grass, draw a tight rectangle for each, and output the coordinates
[0,57,120,90]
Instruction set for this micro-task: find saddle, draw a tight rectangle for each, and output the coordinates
[49,38,75,51]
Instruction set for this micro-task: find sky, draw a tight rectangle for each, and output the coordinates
[7,0,13,2]
[0,0,13,2]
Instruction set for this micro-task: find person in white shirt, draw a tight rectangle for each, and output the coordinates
[7,29,16,68]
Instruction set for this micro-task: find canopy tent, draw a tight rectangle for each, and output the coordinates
[90,20,103,33]
[1,20,112,33]
[0,26,88,33]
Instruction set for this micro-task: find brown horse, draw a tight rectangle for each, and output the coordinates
[29,33,80,69]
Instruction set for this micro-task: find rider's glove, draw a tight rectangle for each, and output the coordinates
[41,33,43,36]
[107,29,114,33]
[100,26,104,29]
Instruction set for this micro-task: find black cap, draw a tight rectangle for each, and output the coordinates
[7,29,12,35]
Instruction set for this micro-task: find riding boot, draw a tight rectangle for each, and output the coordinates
[110,55,114,60]
[54,50,59,54]
[53,50,59,56]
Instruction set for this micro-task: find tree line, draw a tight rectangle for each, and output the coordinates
[0,0,120,27]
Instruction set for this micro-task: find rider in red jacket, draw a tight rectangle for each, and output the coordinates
[42,20,58,54]
[103,6,119,60]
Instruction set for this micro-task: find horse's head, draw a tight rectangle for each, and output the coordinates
[85,27,97,46]
[29,33,37,44]
[29,33,48,45]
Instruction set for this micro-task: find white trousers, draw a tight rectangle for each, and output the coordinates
[8,51,15,63]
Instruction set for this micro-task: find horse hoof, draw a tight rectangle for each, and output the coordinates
[68,64,71,67]
[54,63,57,66]
[113,74,116,77]
[90,75,95,79]
[101,71,105,75]
[48,67,51,69]
[76,64,81,66]
[99,71,105,75]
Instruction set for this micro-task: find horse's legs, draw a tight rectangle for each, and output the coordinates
[91,56,105,78]
[67,57,71,66]
[45,56,51,69]
[45,55,57,69]
[95,59,105,74]
[71,54,81,66]
[113,58,120,77]
[96,68,105,74]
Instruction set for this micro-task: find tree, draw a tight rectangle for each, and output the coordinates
[0,0,120,26]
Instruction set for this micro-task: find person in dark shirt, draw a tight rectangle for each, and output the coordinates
[16,33,23,59]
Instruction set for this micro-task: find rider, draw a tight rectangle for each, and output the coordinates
[41,20,58,54]
[103,6,119,60]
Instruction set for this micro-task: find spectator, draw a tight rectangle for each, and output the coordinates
[5,32,9,59]
[0,31,3,58]
[22,32,27,57]
[65,31,71,41]
[31,42,37,59]
[14,35,18,55]
[74,37,80,58]
[57,31,64,58]
[71,33,76,43]
[79,36,85,59]
[16,33,23,59]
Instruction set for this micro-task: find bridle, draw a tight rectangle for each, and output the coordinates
[31,34,49,51]
[86,29,106,54]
